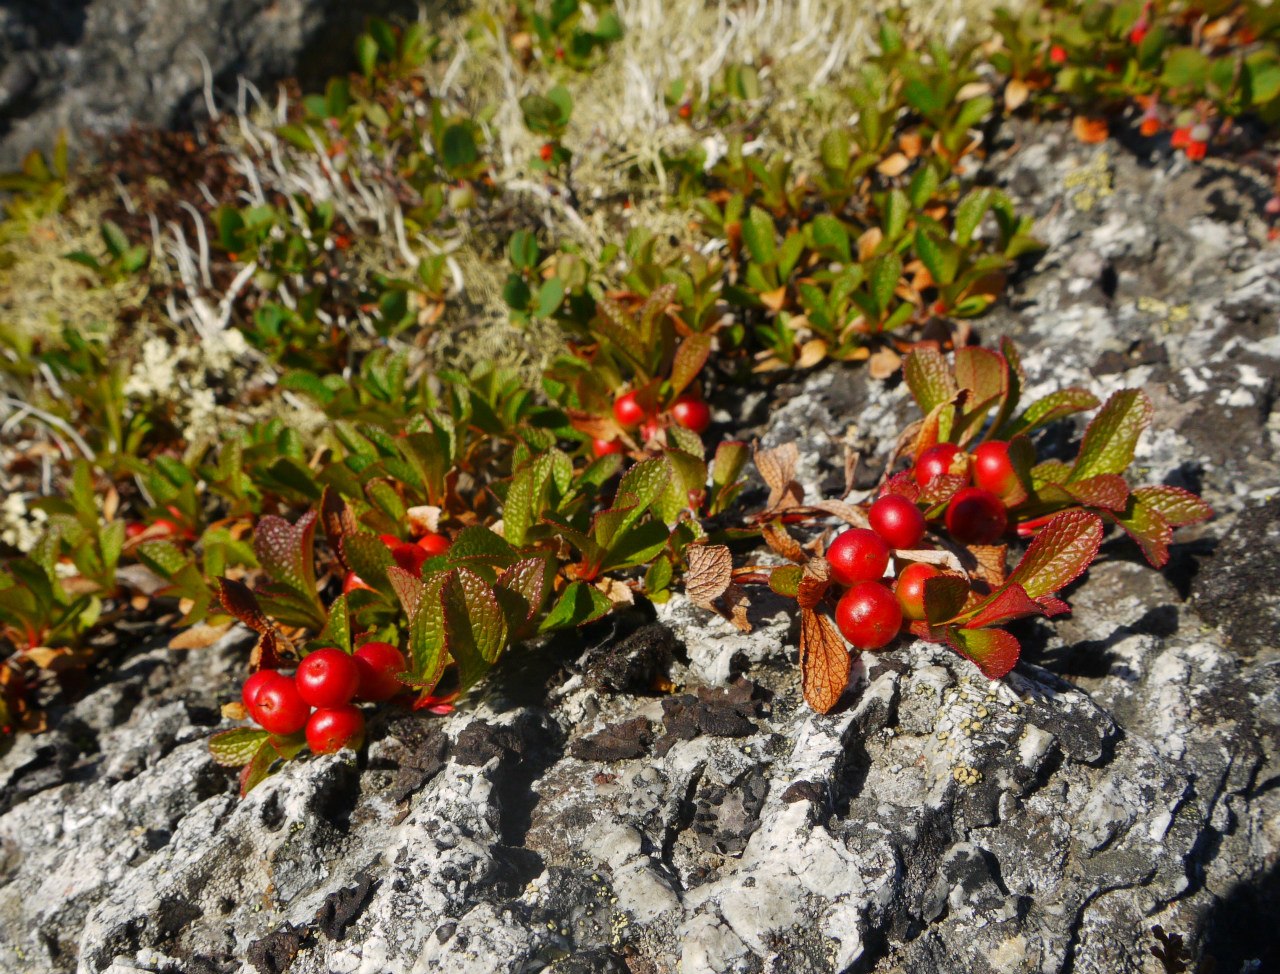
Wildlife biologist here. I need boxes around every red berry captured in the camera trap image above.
[613,392,647,428]
[835,581,903,650]
[241,669,278,711]
[945,488,1008,545]
[894,562,942,622]
[251,674,310,735]
[670,396,711,434]
[295,648,360,709]
[640,419,662,442]
[353,641,406,702]
[972,441,1019,499]
[1049,44,1067,64]
[343,571,374,595]
[1140,116,1160,137]
[540,143,554,162]
[390,542,428,576]
[914,443,963,487]
[379,533,401,548]
[826,528,891,587]
[868,495,927,550]
[1185,141,1207,161]
[306,705,365,754]
[1171,126,1192,149]
[1129,23,1148,45]
[152,518,182,537]
[416,532,450,557]
[125,521,147,539]
[592,437,624,457]
[677,102,692,119]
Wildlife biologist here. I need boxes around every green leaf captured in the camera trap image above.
[341,532,395,592]
[538,581,612,632]
[494,557,551,633]
[314,593,352,653]
[914,227,960,286]
[923,573,971,625]
[1130,485,1212,528]
[902,346,958,414]
[869,253,901,317]
[447,525,518,570]
[536,277,565,317]
[101,220,130,258]
[1162,46,1210,88]
[508,230,540,271]
[954,188,992,247]
[1001,387,1100,439]
[810,214,851,262]
[210,727,269,767]
[1007,510,1104,600]
[1071,389,1153,481]
[882,189,910,243]
[768,565,803,597]
[602,519,671,572]
[1104,493,1173,568]
[741,206,777,266]
[443,567,509,690]
[356,32,379,78]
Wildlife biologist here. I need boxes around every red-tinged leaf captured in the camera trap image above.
[1063,474,1131,512]
[494,557,551,633]
[671,333,713,397]
[954,347,1008,426]
[320,487,358,569]
[945,625,1021,679]
[341,532,396,592]
[253,511,320,603]
[800,609,851,713]
[209,727,268,767]
[1104,497,1174,568]
[903,345,958,415]
[217,577,271,633]
[911,400,955,461]
[443,567,509,691]
[962,582,1045,629]
[389,568,450,690]
[924,573,972,625]
[238,733,305,797]
[910,620,947,642]
[1071,389,1153,481]
[993,336,1025,432]
[1001,387,1101,438]
[1132,485,1213,527]
[1036,595,1071,617]
[1001,434,1036,507]
[879,471,921,501]
[1007,509,1104,599]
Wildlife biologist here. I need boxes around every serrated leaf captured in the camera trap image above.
[1007,510,1104,600]
[209,727,269,767]
[742,206,777,266]
[1131,486,1212,528]
[390,567,450,690]
[1001,387,1101,439]
[1105,493,1175,568]
[494,557,550,633]
[253,512,321,608]
[341,533,395,593]
[313,594,351,653]
[962,582,1047,630]
[800,609,851,714]
[447,525,518,569]
[1071,390,1153,481]
[903,346,958,415]
[1062,474,1130,512]
[671,334,712,397]
[954,188,993,247]
[216,577,272,633]
[443,568,508,690]
[686,544,733,607]
[944,626,1021,679]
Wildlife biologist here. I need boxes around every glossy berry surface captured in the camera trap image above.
[389,542,428,576]
[124,522,147,539]
[835,581,903,651]
[251,674,310,735]
[914,443,963,487]
[592,437,623,457]
[416,532,450,557]
[868,495,927,550]
[353,641,407,702]
[613,392,646,428]
[945,488,1008,545]
[241,669,278,710]
[670,396,711,433]
[295,648,360,709]
[894,562,942,622]
[972,441,1019,499]
[306,705,365,754]
[826,528,891,586]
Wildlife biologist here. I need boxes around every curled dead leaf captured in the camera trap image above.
[868,346,903,381]
[857,227,884,262]
[810,499,871,528]
[595,577,635,606]
[754,442,803,512]
[760,286,788,313]
[221,701,249,721]
[797,558,832,610]
[762,521,807,564]
[1072,116,1109,144]
[1004,78,1029,111]
[966,544,1009,589]
[796,339,829,369]
[876,152,910,177]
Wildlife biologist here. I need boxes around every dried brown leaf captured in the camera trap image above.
[800,609,851,713]
[686,544,734,606]
[722,583,753,633]
[967,545,1009,589]
[754,442,803,512]
[810,499,871,529]
[868,346,902,381]
[168,622,233,650]
[221,701,249,721]
[797,558,832,610]
[762,521,807,564]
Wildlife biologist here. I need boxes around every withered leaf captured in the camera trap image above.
[810,499,871,529]
[797,558,832,610]
[722,583,753,633]
[169,622,233,650]
[967,544,1009,589]
[762,521,807,564]
[686,544,734,607]
[800,609,851,713]
[754,442,803,512]
[868,346,903,381]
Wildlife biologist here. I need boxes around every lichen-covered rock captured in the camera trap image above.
[0,0,423,171]
[1,122,1278,974]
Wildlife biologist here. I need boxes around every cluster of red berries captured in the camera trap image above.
[344,530,450,594]
[595,391,711,456]
[826,440,1020,650]
[1170,123,1211,161]
[240,642,407,753]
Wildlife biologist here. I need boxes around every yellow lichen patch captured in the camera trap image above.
[1064,151,1115,212]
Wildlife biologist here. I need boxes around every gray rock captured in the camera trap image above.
[1,123,1278,974]
[0,0,426,171]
